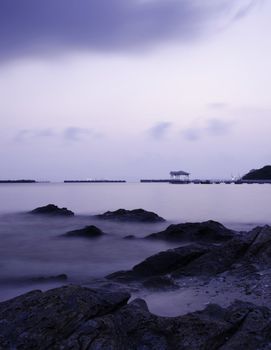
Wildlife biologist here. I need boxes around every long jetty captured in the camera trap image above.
[64,180,126,183]
[140,179,271,184]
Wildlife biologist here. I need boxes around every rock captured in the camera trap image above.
[64,225,104,238]
[107,244,209,282]
[0,285,130,349]
[243,225,271,268]
[109,226,271,285]
[173,225,271,278]
[132,244,209,277]
[30,204,74,216]
[1,285,271,349]
[146,220,235,243]
[242,165,271,180]
[96,208,165,222]
[173,236,251,278]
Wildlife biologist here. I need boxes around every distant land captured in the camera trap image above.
[0,180,36,183]
[242,165,271,180]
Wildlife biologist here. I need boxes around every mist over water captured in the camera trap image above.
[0,183,271,311]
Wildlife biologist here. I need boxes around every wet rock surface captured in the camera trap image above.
[64,225,104,238]
[146,220,235,243]
[30,204,74,216]
[96,208,165,222]
[1,285,271,349]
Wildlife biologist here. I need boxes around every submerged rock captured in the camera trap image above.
[96,208,165,222]
[64,225,104,238]
[1,285,271,349]
[146,220,235,243]
[30,204,74,216]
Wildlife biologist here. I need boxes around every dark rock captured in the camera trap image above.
[0,285,130,349]
[107,244,209,282]
[109,226,271,286]
[64,225,104,238]
[173,225,271,278]
[1,285,271,349]
[133,244,209,277]
[242,165,271,180]
[146,220,235,243]
[30,204,74,216]
[96,208,165,222]
[173,236,251,277]
[243,225,271,268]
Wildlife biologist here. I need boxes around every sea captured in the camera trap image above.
[0,182,270,314]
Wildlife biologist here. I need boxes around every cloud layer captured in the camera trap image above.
[15,127,99,142]
[148,122,172,140]
[0,0,256,60]
[181,118,233,141]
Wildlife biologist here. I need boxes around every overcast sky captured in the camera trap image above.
[0,0,270,180]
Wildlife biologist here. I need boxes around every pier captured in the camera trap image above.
[64,180,126,183]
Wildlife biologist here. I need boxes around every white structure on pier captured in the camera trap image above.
[170,170,190,181]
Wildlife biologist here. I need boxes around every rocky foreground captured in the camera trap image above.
[2,205,271,348]
[1,285,271,350]
[108,225,271,304]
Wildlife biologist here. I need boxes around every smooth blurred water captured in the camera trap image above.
[0,182,270,304]
[0,182,270,225]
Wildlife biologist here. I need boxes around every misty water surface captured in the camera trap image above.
[0,183,270,312]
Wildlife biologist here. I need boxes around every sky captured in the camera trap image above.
[0,0,270,181]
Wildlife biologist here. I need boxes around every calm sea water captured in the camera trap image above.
[0,182,270,310]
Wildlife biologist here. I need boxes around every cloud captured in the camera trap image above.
[14,127,99,142]
[63,127,99,141]
[15,128,55,141]
[206,118,233,136]
[148,122,172,140]
[181,118,233,141]
[0,0,258,60]
[181,127,202,141]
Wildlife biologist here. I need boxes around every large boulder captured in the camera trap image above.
[1,285,271,349]
[30,204,74,216]
[96,208,165,222]
[64,225,104,238]
[107,244,209,282]
[109,226,271,285]
[173,225,271,278]
[242,225,271,267]
[146,220,235,243]
[172,236,251,277]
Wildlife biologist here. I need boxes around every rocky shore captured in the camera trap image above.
[1,285,271,349]
[1,204,271,349]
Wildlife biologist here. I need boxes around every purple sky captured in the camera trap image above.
[0,0,270,180]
